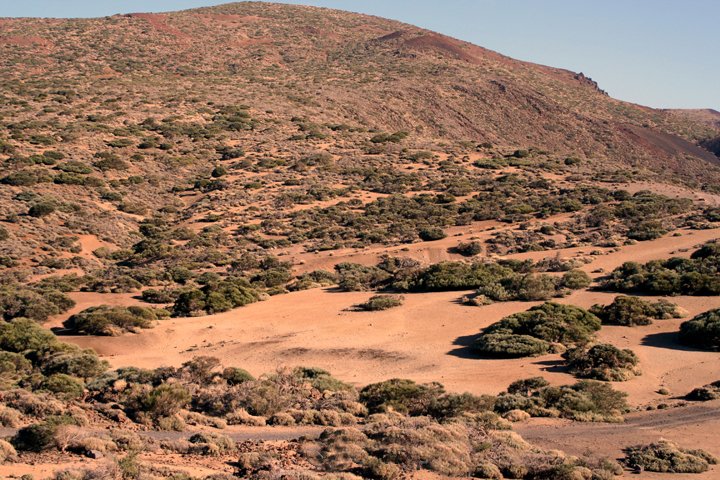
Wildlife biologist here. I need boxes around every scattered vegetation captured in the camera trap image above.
[623,441,718,473]
[601,242,720,295]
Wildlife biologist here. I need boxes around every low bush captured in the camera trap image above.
[359,378,493,420]
[133,383,191,420]
[0,283,76,322]
[40,374,85,399]
[474,333,550,358]
[686,380,720,401]
[418,227,447,241]
[304,413,615,479]
[335,262,391,291]
[623,440,718,473]
[474,303,601,357]
[559,269,592,289]
[679,308,720,350]
[172,277,262,317]
[64,305,166,336]
[359,379,445,416]
[28,201,56,217]
[356,295,404,311]
[601,242,720,295]
[140,288,178,304]
[12,415,79,452]
[495,378,628,422]
[222,367,254,385]
[287,270,337,291]
[590,296,682,326]
[564,343,640,381]
[453,241,483,257]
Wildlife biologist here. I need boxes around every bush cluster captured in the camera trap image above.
[0,317,107,397]
[300,414,619,479]
[564,343,640,381]
[64,305,167,336]
[172,276,262,316]
[336,258,590,304]
[356,295,404,311]
[679,308,720,350]
[474,303,601,357]
[623,441,717,473]
[590,295,682,326]
[0,280,76,322]
[686,380,720,401]
[495,377,628,422]
[601,242,720,295]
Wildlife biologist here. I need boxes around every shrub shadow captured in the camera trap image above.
[533,358,567,373]
[447,332,485,359]
[640,331,704,351]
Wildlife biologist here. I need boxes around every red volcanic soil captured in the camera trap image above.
[0,35,53,48]
[126,13,191,41]
[623,124,720,165]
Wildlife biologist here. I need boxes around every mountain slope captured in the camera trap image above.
[1,1,718,179]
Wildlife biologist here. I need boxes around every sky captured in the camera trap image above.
[1,1,718,110]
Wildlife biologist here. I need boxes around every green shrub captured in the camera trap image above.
[453,241,483,257]
[623,441,717,473]
[57,161,92,174]
[590,295,682,326]
[370,131,408,143]
[560,270,592,289]
[564,344,639,381]
[292,367,352,392]
[504,273,559,301]
[476,302,601,357]
[222,367,254,385]
[357,295,404,311]
[40,374,85,399]
[140,289,177,304]
[13,415,78,452]
[627,220,667,241]
[172,277,261,317]
[288,270,337,291]
[507,377,549,396]
[1,169,51,186]
[136,383,191,419]
[474,334,550,358]
[496,378,628,421]
[0,318,56,352]
[42,351,108,380]
[601,243,720,295]
[686,380,720,401]
[335,263,390,291]
[679,308,720,350]
[28,202,56,217]
[360,379,444,415]
[64,305,163,335]
[0,352,32,387]
[418,227,446,241]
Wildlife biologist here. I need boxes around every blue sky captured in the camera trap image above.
[2,1,718,110]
